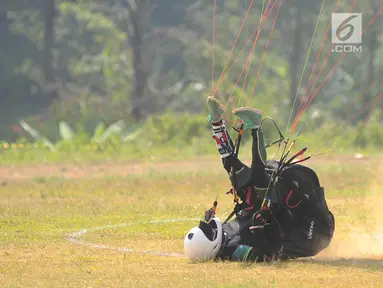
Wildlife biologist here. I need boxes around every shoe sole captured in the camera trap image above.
[232,107,263,115]
[207,96,227,112]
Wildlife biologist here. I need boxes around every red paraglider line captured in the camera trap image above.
[292,52,345,131]
[241,32,258,96]
[350,91,383,122]
[307,4,382,110]
[302,86,383,159]
[337,70,383,120]
[363,92,383,123]
[290,0,381,132]
[212,0,217,91]
[212,0,278,97]
[231,29,262,108]
[249,0,283,104]
[212,0,255,97]
[362,4,383,35]
[241,0,272,103]
[303,72,382,156]
[294,0,340,123]
[293,0,357,127]
[229,0,277,108]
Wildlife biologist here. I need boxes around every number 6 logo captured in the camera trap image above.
[332,13,362,44]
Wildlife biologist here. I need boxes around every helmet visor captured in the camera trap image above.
[198,220,218,241]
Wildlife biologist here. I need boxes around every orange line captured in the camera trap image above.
[241,0,272,102]
[295,0,340,123]
[228,0,276,108]
[337,70,383,120]
[291,0,359,132]
[293,4,383,130]
[363,91,383,123]
[361,4,383,35]
[212,0,255,97]
[350,91,383,122]
[299,0,357,115]
[249,0,283,103]
[212,0,278,97]
[212,0,216,91]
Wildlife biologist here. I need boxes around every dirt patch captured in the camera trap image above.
[0,155,376,181]
[0,159,221,181]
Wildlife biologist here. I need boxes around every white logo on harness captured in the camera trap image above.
[307,221,315,240]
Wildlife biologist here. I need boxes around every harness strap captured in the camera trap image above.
[244,186,254,211]
[285,189,302,209]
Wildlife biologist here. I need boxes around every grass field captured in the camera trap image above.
[0,155,382,287]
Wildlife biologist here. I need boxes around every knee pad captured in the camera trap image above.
[231,245,254,262]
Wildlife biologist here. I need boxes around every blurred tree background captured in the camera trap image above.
[0,0,382,153]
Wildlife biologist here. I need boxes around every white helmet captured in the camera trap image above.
[184,217,223,262]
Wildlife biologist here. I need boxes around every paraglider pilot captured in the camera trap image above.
[184,97,335,262]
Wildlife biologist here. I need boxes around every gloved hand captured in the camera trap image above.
[249,197,272,233]
[203,199,218,222]
[254,208,272,222]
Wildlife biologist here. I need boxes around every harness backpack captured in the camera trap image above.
[265,160,335,258]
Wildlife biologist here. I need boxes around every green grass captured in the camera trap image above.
[0,141,217,165]
[0,128,382,166]
[0,157,382,287]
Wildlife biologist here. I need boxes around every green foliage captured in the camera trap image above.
[19,120,57,152]
[143,112,211,144]
[352,110,383,149]
[2,110,383,165]
[55,131,91,151]
[1,162,383,287]
[1,0,383,151]
[59,1,131,102]
[92,122,106,140]
[59,121,75,140]
[94,120,126,144]
[18,119,130,153]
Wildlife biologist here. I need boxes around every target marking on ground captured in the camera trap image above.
[65,218,383,258]
[65,218,199,257]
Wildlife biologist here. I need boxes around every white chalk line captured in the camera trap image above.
[65,218,383,258]
[65,218,200,257]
